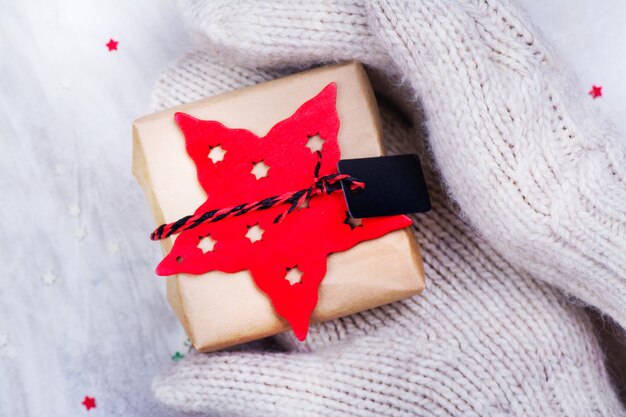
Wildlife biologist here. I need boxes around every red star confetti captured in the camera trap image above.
[589,85,602,99]
[154,83,411,340]
[106,39,118,51]
[82,396,96,411]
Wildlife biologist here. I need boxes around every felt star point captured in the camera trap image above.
[106,39,118,51]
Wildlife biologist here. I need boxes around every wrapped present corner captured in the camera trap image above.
[132,62,425,352]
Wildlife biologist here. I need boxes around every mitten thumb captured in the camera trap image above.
[176,0,392,70]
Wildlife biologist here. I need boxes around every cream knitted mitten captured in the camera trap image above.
[150,56,624,416]
[175,0,626,330]
[150,0,626,415]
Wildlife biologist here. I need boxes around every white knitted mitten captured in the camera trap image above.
[150,55,624,416]
[150,0,626,415]
[176,0,626,329]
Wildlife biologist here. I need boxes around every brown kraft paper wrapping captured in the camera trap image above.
[132,62,425,352]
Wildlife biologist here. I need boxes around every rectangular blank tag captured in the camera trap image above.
[337,154,431,218]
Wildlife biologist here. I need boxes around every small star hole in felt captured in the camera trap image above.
[156,82,412,340]
[245,224,264,243]
[343,212,363,230]
[284,266,303,285]
[305,134,325,152]
[197,235,217,253]
[208,145,226,163]
[251,160,270,179]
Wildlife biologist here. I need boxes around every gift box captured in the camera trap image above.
[132,62,425,352]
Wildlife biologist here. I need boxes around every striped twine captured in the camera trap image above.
[151,151,364,240]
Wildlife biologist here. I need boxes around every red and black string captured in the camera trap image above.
[151,151,364,241]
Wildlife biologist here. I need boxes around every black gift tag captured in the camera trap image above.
[337,154,431,218]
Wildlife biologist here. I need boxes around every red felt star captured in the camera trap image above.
[82,396,96,411]
[589,85,602,99]
[156,83,411,340]
[106,39,118,52]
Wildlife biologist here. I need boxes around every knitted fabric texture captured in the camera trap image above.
[151,0,626,416]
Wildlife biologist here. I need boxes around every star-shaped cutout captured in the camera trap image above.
[251,160,270,180]
[82,396,96,411]
[305,134,325,152]
[208,145,226,163]
[284,267,303,285]
[171,351,184,361]
[42,271,56,285]
[298,197,310,210]
[107,241,120,254]
[74,226,87,240]
[245,224,264,243]
[106,39,118,51]
[67,204,81,217]
[589,85,602,99]
[197,235,217,253]
[0,333,8,348]
[343,212,363,230]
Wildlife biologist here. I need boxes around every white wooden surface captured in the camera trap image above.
[0,1,624,416]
